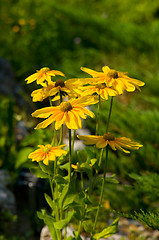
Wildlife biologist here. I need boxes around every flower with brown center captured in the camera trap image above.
[77,133,143,153]
[25,67,65,86]
[28,144,67,165]
[80,82,118,100]
[81,66,145,95]
[30,78,82,102]
[32,96,98,130]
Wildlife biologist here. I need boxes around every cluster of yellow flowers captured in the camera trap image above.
[26,66,144,165]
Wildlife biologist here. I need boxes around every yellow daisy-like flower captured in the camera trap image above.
[28,144,67,165]
[80,83,118,100]
[31,78,82,102]
[77,133,143,153]
[31,84,55,102]
[32,96,98,130]
[81,66,145,95]
[25,67,65,86]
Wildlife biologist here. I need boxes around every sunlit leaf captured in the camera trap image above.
[93,218,119,239]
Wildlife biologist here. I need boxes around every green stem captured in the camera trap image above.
[48,165,54,203]
[106,97,113,133]
[68,129,72,183]
[71,130,76,154]
[49,96,57,146]
[81,171,84,192]
[98,148,104,168]
[92,146,109,236]
[96,95,101,135]
[59,91,63,145]
[77,220,82,238]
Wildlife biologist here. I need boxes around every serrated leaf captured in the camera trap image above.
[54,211,75,230]
[37,210,57,240]
[30,166,48,178]
[93,218,119,239]
[15,147,33,168]
[44,193,54,210]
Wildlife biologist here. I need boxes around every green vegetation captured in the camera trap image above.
[0,0,159,238]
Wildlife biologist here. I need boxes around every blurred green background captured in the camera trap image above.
[0,0,159,239]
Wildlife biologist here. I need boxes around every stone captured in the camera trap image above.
[0,170,16,214]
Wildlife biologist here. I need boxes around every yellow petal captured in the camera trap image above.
[25,73,38,83]
[35,115,55,129]
[32,107,56,118]
[96,138,107,148]
[81,67,104,77]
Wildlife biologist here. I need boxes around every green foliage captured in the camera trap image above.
[134,210,159,230]
[129,172,159,202]
[37,209,57,240]
[93,218,119,239]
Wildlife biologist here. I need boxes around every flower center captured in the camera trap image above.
[55,79,65,88]
[103,133,115,141]
[96,83,106,89]
[43,146,51,153]
[107,70,118,79]
[39,67,50,73]
[60,102,73,112]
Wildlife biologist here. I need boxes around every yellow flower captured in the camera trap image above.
[77,133,143,153]
[80,83,118,100]
[31,79,82,102]
[71,162,81,170]
[32,96,98,130]
[28,144,67,165]
[31,84,55,102]
[25,67,65,86]
[81,66,145,94]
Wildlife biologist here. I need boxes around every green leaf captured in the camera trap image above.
[90,158,97,166]
[39,162,49,173]
[30,166,48,178]
[44,193,54,210]
[63,194,77,210]
[86,206,98,213]
[54,211,75,230]
[37,210,57,240]
[83,221,93,233]
[106,178,119,184]
[59,183,69,209]
[93,218,119,239]
[66,237,75,240]
[54,174,67,184]
[73,232,83,240]
[15,147,33,168]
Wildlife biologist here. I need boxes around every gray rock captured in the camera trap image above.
[0,183,16,214]
[0,170,16,214]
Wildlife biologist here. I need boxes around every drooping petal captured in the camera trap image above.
[77,135,103,145]
[25,73,39,83]
[96,138,107,148]
[114,143,130,153]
